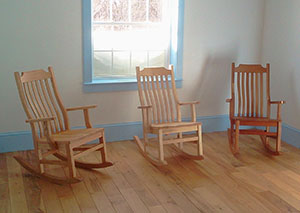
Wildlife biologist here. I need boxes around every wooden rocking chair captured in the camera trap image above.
[134,66,204,166]
[226,63,285,155]
[14,67,113,184]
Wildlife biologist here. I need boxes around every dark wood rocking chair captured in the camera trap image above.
[226,63,285,155]
[134,66,204,166]
[14,67,113,184]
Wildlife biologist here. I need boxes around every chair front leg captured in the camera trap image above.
[177,133,183,149]
[99,132,107,163]
[65,144,76,178]
[276,121,282,153]
[197,124,203,156]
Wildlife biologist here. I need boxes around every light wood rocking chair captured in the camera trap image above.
[226,63,285,155]
[14,67,113,184]
[134,66,204,166]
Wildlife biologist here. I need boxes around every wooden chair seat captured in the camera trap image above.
[134,66,204,166]
[14,67,112,184]
[39,128,104,144]
[231,117,279,126]
[150,122,201,134]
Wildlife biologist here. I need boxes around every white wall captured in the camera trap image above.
[262,0,300,129]
[0,0,265,133]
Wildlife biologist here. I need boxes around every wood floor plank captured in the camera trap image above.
[0,183,11,213]
[6,152,28,213]
[77,156,116,213]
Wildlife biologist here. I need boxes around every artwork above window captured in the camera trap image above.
[82,0,184,92]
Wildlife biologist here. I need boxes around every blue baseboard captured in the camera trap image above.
[0,115,299,153]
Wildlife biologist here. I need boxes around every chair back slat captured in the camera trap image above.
[23,82,44,137]
[44,79,64,131]
[250,73,254,117]
[255,72,259,116]
[39,79,60,133]
[246,73,250,117]
[15,67,69,138]
[165,75,175,122]
[237,72,241,116]
[260,72,264,117]
[231,63,270,118]
[150,75,161,123]
[241,72,245,116]
[160,76,170,122]
[136,66,178,124]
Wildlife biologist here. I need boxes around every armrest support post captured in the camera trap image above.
[269,100,285,120]
[66,105,97,128]
[138,105,152,128]
[178,101,199,122]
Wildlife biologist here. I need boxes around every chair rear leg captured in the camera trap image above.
[235,120,240,153]
[265,126,270,145]
[65,144,76,178]
[276,122,282,153]
[158,130,164,163]
[197,124,203,156]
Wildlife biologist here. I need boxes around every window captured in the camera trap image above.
[82,0,184,92]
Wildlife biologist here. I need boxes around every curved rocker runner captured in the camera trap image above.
[133,66,204,166]
[14,67,113,184]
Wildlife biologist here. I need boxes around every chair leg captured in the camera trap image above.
[158,129,164,163]
[197,124,203,156]
[65,144,76,178]
[235,120,240,153]
[177,133,183,149]
[36,147,44,174]
[276,122,282,153]
[143,131,149,153]
[99,133,107,163]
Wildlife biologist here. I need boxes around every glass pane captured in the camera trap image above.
[113,51,130,76]
[112,0,128,22]
[149,0,162,22]
[93,0,110,21]
[149,51,165,67]
[131,51,147,73]
[131,0,146,22]
[94,52,112,77]
[93,25,113,50]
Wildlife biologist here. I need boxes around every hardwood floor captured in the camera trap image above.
[1,131,300,213]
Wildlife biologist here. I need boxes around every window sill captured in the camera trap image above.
[83,78,183,93]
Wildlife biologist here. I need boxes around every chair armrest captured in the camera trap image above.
[269,101,285,105]
[226,98,232,103]
[66,105,97,128]
[178,101,200,105]
[66,105,97,111]
[26,117,55,123]
[137,105,152,109]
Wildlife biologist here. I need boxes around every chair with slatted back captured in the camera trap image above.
[226,63,285,155]
[14,67,113,184]
[133,66,204,166]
